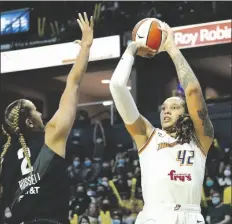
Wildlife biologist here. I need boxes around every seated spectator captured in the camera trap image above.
[69,184,91,219]
[111,210,124,224]
[82,157,99,183]
[203,176,221,203]
[99,161,113,179]
[95,185,108,206]
[206,191,232,224]
[67,156,83,185]
[98,197,112,224]
[218,165,232,188]
[85,202,99,224]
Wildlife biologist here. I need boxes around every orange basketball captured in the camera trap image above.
[132,18,164,53]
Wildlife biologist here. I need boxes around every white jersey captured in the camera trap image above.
[139,128,206,208]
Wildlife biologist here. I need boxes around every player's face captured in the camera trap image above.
[160,97,185,130]
[26,100,44,131]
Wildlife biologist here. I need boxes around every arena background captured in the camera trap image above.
[1,1,231,224]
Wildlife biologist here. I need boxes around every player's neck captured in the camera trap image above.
[166,131,177,138]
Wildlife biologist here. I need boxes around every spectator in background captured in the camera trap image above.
[218,165,232,189]
[111,210,124,224]
[86,184,97,203]
[69,184,91,220]
[95,185,108,206]
[206,191,232,224]
[100,161,113,179]
[82,157,98,183]
[85,202,99,224]
[67,156,83,185]
[204,176,221,198]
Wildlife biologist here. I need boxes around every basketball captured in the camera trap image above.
[132,18,165,53]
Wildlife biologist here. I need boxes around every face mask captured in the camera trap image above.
[118,159,125,165]
[73,161,80,167]
[87,190,96,197]
[112,220,121,224]
[212,197,220,205]
[224,170,231,177]
[206,180,214,187]
[102,181,109,187]
[84,161,92,167]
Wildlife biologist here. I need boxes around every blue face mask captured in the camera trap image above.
[73,161,80,167]
[118,159,125,165]
[84,160,92,167]
[112,220,121,224]
[206,180,214,187]
[212,197,220,205]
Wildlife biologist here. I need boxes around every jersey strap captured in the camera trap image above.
[138,128,156,155]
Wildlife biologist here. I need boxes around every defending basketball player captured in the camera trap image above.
[110,22,214,224]
[0,13,93,224]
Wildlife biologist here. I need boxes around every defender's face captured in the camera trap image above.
[160,97,185,130]
[26,100,44,131]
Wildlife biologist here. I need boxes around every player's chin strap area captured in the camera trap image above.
[11,145,55,212]
[21,219,65,224]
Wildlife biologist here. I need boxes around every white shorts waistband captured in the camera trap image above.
[143,203,201,213]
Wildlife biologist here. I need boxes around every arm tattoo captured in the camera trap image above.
[197,104,214,138]
[171,52,199,91]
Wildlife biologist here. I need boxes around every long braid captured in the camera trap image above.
[0,125,12,176]
[9,101,33,175]
[12,101,33,175]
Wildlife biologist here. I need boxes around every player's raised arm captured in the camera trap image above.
[161,23,214,153]
[45,13,94,157]
[110,42,156,151]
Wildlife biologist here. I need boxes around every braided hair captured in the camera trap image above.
[0,100,33,176]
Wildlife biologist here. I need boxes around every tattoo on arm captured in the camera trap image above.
[197,104,214,138]
[171,52,199,91]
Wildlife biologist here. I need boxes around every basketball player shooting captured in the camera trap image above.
[110,22,214,224]
[0,13,93,224]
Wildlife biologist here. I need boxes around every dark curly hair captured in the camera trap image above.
[174,97,199,145]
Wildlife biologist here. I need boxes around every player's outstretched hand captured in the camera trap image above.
[74,12,94,48]
[159,22,177,52]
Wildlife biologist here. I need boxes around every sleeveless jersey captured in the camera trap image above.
[138,128,206,208]
[1,134,69,224]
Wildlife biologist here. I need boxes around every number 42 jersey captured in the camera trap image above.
[138,128,206,207]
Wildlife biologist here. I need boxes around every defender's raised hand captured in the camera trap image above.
[75,12,94,47]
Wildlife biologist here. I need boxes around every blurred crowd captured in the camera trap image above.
[65,135,232,224]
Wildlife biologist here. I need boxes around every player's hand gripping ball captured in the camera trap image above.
[132,18,167,57]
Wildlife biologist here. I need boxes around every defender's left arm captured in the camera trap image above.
[168,46,214,152]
